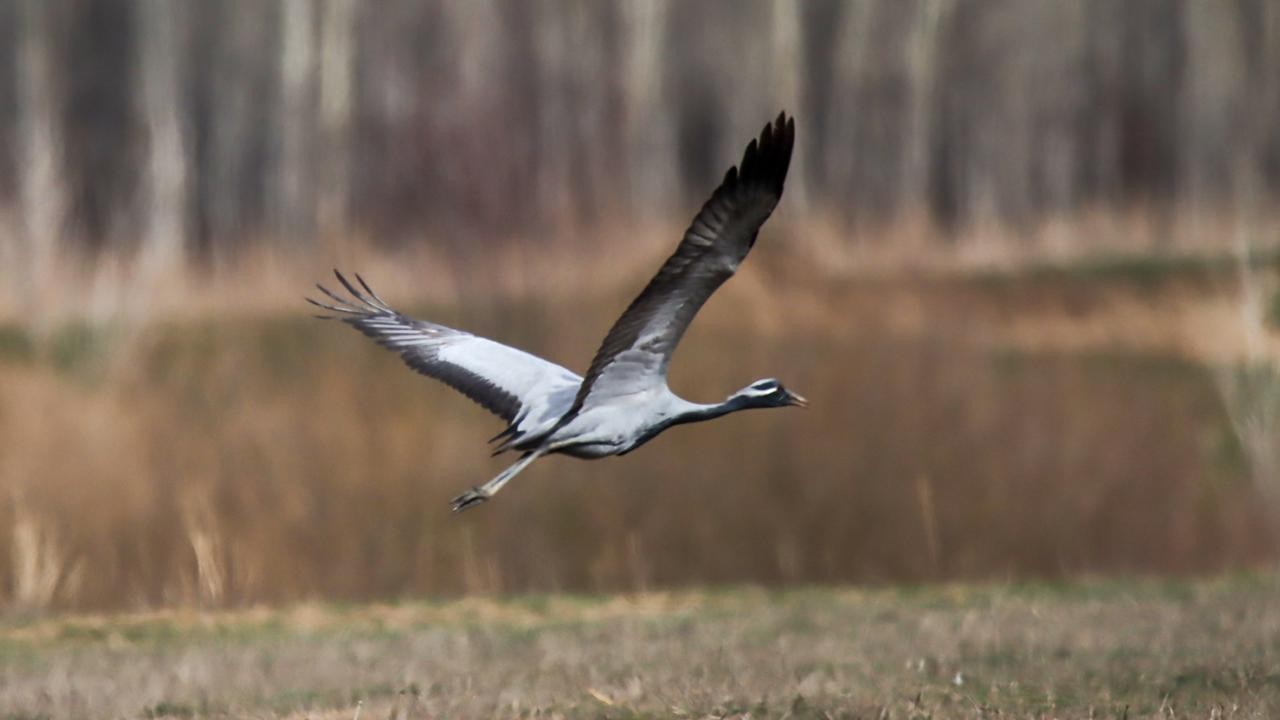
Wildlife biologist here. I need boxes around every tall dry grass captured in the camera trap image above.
[1215,188,1280,547]
[0,218,1274,611]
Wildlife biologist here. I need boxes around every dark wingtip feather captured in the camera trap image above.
[333,270,364,302]
[306,294,364,315]
[488,424,519,443]
[735,110,794,194]
[741,138,759,177]
[354,272,393,311]
[334,269,395,314]
[314,283,363,311]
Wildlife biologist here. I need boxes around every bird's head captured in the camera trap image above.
[732,378,808,409]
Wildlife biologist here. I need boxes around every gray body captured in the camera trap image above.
[546,390,716,459]
[310,113,803,511]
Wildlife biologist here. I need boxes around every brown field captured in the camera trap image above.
[1,230,1280,611]
[1,575,1278,718]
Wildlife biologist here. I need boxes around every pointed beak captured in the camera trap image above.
[787,392,809,409]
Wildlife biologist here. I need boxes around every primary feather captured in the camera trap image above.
[308,271,581,439]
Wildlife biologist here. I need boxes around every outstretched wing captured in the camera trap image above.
[567,111,795,414]
[309,271,582,435]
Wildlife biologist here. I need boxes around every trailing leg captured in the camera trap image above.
[450,449,546,512]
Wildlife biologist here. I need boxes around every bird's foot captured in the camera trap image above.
[450,487,491,513]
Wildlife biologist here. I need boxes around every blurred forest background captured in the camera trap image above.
[1,0,1280,612]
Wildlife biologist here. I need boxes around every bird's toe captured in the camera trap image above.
[450,487,490,513]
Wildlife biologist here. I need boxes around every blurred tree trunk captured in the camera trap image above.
[136,0,189,277]
[3,0,1280,267]
[274,0,316,245]
[769,0,806,208]
[14,0,64,315]
[531,1,575,227]
[621,0,673,214]
[449,0,512,236]
[316,0,356,239]
[201,2,275,266]
[904,0,951,214]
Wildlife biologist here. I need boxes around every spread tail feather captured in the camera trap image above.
[450,449,547,512]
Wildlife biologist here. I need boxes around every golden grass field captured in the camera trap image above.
[2,575,1278,718]
[1,223,1279,611]
[0,216,1278,717]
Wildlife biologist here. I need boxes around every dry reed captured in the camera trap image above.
[0,217,1274,611]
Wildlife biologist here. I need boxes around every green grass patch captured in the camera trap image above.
[2,578,1279,718]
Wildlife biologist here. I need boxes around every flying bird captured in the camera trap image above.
[309,112,804,511]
